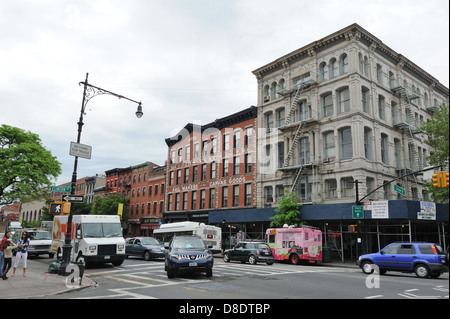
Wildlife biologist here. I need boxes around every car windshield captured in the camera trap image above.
[83,223,122,238]
[173,237,205,249]
[27,231,51,240]
[257,243,271,250]
[141,238,160,245]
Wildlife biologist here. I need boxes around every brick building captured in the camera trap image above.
[164,106,257,224]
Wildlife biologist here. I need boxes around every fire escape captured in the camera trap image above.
[277,78,317,195]
[391,82,421,198]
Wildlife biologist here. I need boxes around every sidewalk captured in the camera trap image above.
[0,266,96,299]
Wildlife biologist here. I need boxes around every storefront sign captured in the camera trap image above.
[371,201,389,219]
[417,201,436,220]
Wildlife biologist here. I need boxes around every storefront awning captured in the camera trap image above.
[209,207,276,224]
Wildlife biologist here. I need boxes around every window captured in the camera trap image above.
[383,181,390,200]
[394,139,401,169]
[322,93,333,117]
[233,185,239,207]
[337,87,350,113]
[185,145,190,161]
[182,192,188,210]
[320,62,328,81]
[223,134,230,151]
[233,156,240,175]
[245,183,252,206]
[200,189,206,209]
[340,54,348,75]
[339,127,352,160]
[271,82,277,99]
[391,101,398,124]
[222,158,229,177]
[278,142,284,168]
[233,131,240,149]
[341,177,354,197]
[210,161,216,179]
[191,191,197,210]
[193,143,199,159]
[176,169,181,185]
[378,95,385,120]
[211,137,217,155]
[276,108,285,127]
[192,165,198,182]
[381,134,388,164]
[330,58,338,78]
[264,186,273,203]
[201,164,207,181]
[265,112,274,132]
[202,140,208,157]
[167,194,173,211]
[389,72,395,89]
[222,187,228,207]
[175,193,180,211]
[325,179,337,198]
[376,64,382,84]
[298,100,309,121]
[177,148,182,163]
[244,153,252,173]
[209,188,215,208]
[299,137,309,165]
[323,131,335,160]
[364,128,372,160]
[362,87,369,113]
[184,167,189,184]
[244,127,252,146]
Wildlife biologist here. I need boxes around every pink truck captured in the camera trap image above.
[266,226,322,264]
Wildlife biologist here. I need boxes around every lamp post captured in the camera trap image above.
[58,73,143,275]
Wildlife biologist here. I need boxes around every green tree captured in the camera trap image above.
[270,190,304,227]
[419,103,449,203]
[0,125,61,205]
[92,194,129,221]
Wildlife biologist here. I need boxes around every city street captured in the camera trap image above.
[27,256,449,300]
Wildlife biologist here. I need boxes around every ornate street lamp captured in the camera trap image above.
[59,73,143,275]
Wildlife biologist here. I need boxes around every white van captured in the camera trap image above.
[52,215,126,266]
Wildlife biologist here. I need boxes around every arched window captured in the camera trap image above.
[330,58,338,78]
[271,82,277,99]
[320,62,328,81]
[340,54,348,75]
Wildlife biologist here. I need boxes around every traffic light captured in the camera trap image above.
[49,202,63,215]
[432,172,441,187]
[441,171,449,188]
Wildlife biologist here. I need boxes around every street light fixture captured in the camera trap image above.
[59,73,143,275]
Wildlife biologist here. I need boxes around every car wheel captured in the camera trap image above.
[248,255,257,265]
[143,251,151,261]
[266,261,274,265]
[223,253,230,262]
[290,254,300,265]
[361,261,374,274]
[167,267,175,279]
[414,264,430,278]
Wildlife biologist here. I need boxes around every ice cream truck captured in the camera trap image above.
[266,226,322,264]
[52,215,126,266]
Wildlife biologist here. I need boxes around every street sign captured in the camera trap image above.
[394,184,405,196]
[62,195,84,203]
[69,141,92,159]
[352,205,364,219]
[51,185,71,193]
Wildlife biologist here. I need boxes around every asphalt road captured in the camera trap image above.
[30,256,448,300]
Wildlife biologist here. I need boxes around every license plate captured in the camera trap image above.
[189,262,197,267]
[104,256,110,260]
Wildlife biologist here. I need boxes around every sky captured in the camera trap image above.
[1,0,449,187]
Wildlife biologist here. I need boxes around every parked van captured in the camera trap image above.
[12,228,54,258]
[266,226,322,264]
[52,215,125,266]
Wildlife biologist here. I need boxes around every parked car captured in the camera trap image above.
[125,237,164,261]
[223,241,274,265]
[13,229,54,258]
[356,242,448,278]
[164,235,213,278]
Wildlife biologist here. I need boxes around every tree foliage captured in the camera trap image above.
[0,125,61,205]
[92,194,129,222]
[270,190,304,227]
[419,103,449,203]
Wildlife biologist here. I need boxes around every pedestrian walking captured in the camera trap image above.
[0,231,12,278]
[12,231,30,277]
[2,239,17,279]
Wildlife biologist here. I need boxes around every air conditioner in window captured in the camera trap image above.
[263,95,270,102]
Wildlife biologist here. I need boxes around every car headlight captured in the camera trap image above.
[118,245,124,250]
[89,246,97,250]
[170,254,182,260]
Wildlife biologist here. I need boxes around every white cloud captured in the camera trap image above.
[0,0,448,185]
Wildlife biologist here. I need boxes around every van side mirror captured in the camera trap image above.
[164,243,170,249]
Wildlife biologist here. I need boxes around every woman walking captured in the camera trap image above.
[0,231,11,277]
[12,231,30,277]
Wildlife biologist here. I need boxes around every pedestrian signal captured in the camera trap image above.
[432,173,441,188]
[49,202,69,215]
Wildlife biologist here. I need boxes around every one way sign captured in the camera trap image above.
[62,195,84,203]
